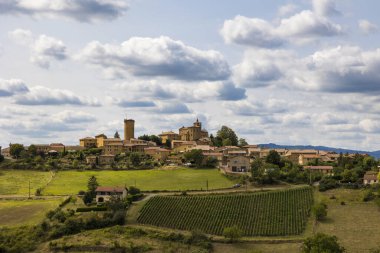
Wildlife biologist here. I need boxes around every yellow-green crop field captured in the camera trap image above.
[43,168,233,195]
[0,170,53,195]
[0,168,234,196]
[0,198,63,227]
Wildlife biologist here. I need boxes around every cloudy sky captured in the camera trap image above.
[1,0,380,151]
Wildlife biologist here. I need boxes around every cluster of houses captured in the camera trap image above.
[1,116,379,186]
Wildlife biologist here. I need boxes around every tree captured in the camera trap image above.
[114,131,120,138]
[223,226,243,242]
[238,138,248,147]
[266,150,281,166]
[87,176,99,197]
[251,158,265,181]
[0,154,4,163]
[313,202,327,221]
[28,144,37,157]
[204,156,218,168]
[9,144,25,159]
[128,186,141,195]
[138,134,162,145]
[222,138,232,146]
[216,126,238,146]
[129,152,142,167]
[82,191,93,205]
[184,149,204,168]
[302,233,345,253]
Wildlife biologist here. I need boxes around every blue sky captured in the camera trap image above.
[1,0,380,151]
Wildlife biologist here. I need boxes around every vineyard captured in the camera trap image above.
[137,187,313,236]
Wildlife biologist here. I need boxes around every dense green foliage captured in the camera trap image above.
[302,233,345,253]
[138,187,313,236]
[9,144,25,159]
[313,202,328,221]
[223,225,243,242]
[183,149,204,168]
[138,134,162,146]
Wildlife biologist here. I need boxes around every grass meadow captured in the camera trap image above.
[43,168,234,195]
[0,170,53,195]
[0,198,63,227]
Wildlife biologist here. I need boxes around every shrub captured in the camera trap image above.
[223,226,243,242]
[363,190,375,202]
[313,202,327,221]
[319,177,339,192]
[35,188,42,196]
[302,233,345,253]
[128,186,141,195]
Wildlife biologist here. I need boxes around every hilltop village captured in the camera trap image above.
[0,116,378,185]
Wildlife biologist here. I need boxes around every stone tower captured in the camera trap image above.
[124,116,135,142]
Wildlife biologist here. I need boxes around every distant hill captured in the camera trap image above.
[258,143,380,158]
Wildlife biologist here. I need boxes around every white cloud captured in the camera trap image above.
[233,49,293,87]
[78,36,230,81]
[277,3,299,17]
[295,46,380,93]
[312,0,340,17]
[220,15,284,48]
[277,10,343,38]
[0,79,29,96]
[223,99,288,116]
[155,102,191,114]
[52,110,97,123]
[358,19,378,34]
[9,29,68,69]
[31,35,67,68]
[13,86,101,106]
[0,0,129,22]
[114,79,245,102]
[359,119,380,133]
[221,11,343,48]
[8,29,33,45]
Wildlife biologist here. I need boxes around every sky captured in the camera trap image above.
[1,0,380,151]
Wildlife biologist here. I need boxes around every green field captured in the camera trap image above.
[138,187,313,236]
[315,189,380,252]
[0,170,53,195]
[43,168,233,195]
[0,198,63,227]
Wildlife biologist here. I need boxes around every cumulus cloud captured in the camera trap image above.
[312,0,340,17]
[13,86,101,106]
[0,79,29,96]
[52,110,97,123]
[277,3,299,17]
[111,97,156,108]
[220,16,285,48]
[224,99,288,116]
[9,29,67,69]
[277,10,343,38]
[359,119,380,133]
[358,19,378,34]
[31,35,67,68]
[114,80,245,102]
[155,102,191,114]
[8,28,33,45]
[295,46,380,93]
[221,7,343,48]
[233,49,293,87]
[0,0,128,22]
[78,36,230,81]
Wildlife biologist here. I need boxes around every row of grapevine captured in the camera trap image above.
[137,187,313,236]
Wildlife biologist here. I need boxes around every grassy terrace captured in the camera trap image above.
[0,198,63,227]
[0,170,53,195]
[42,168,234,195]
